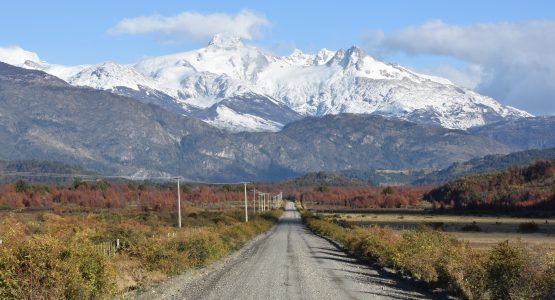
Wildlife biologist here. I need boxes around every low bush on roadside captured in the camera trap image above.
[485,241,539,299]
[0,207,283,299]
[0,235,116,299]
[301,212,555,300]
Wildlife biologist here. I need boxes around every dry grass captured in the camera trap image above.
[304,211,555,299]
[451,232,555,251]
[332,213,555,233]
[328,212,555,253]
[0,208,283,299]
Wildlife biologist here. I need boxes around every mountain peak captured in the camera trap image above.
[207,33,244,49]
[290,49,304,56]
[345,46,366,58]
[326,46,366,68]
[0,46,42,66]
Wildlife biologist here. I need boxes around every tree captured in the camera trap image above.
[382,186,395,195]
[15,180,30,193]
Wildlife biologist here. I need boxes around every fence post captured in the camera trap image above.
[116,239,120,249]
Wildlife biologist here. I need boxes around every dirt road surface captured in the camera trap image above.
[137,202,432,300]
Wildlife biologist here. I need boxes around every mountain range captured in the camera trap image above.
[0,34,531,133]
[0,36,553,182]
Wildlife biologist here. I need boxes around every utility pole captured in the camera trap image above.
[244,183,248,223]
[253,189,256,214]
[177,177,182,228]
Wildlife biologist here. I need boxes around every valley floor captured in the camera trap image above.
[137,202,431,300]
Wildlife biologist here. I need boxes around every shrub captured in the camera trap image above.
[347,226,399,267]
[0,248,18,299]
[175,230,226,267]
[0,235,115,299]
[456,251,488,300]
[131,238,185,275]
[0,204,282,298]
[14,180,30,193]
[382,186,395,195]
[486,241,537,299]
[461,222,483,232]
[518,222,539,233]
[393,228,461,283]
[423,222,445,231]
[301,213,497,299]
[540,251,555,299]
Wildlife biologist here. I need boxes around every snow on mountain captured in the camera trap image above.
[202,105,284,132]
[193,92,302,132]
[66,62,160,91]
[0,36,532,132]
[0,46,42,66]
[0,46,89,83]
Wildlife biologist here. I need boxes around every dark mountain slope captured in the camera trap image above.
[0,62,218,177]
[415,147,555,185]
[469,116,555,150]
[1,62,550,181]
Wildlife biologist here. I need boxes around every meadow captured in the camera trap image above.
[323,212,555,252]
[0,180,283,299]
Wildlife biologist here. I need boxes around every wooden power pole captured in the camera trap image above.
[244,183,248,222]
[253,189,256,214]
[177,177,182,228]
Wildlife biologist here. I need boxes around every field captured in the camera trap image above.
[323,212,555,251]
[0,180,284,299]
[301,207,555,299]
[0,207,283,299]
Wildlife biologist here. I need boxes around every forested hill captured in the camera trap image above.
[0,160,90,174]
[415,147,555,185]
[425,160,555,211]
[0,160,94,184]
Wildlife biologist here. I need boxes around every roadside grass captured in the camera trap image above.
[0,208,283,299]
[300,209,555,299]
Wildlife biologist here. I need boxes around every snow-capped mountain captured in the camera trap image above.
[0,35,532,132]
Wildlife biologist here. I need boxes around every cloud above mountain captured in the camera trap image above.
[108,9,269,41]
[364,20,555,115]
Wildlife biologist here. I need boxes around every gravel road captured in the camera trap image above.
[137,202,431,300]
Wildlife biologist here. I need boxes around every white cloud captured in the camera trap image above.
[109,9,270,41]
[365,20,555,115]
[420,64,487,90]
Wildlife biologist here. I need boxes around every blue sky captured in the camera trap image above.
[1,0,554,114]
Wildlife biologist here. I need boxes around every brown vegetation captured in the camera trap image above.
[301,209,555,299]
[425,160,555,211]
[0,180,259,211]
[286,186,429,209]
[0,203,283,299]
